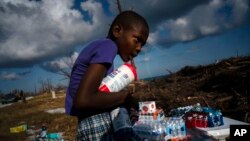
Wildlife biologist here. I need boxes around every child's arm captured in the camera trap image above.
[73,63,135,115]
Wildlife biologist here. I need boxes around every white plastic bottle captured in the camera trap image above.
[99,63,137,92]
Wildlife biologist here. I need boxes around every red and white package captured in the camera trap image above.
[139,101,156,114]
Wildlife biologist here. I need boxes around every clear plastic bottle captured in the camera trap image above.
[165,120,172,140]
[40,126,47,138]
[208,112,215,127]
[176,122,182,139]
[46,132,64,139]
[218,110,224,126]
[179,118,186,138]
[193,103,203,112]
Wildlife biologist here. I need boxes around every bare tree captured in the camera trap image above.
[38,78,53,94]
[116,0,122,13]
[57,68,71,80]
[115,0,134,13]
[54,51,76,80]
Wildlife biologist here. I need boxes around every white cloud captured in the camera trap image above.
[41,52,79,73]
[0,70,31,80]
[0,72,20,80]
[230,0,249,25]
[0,0,110,68]
[148,0,249,45]
[142,56,150,62]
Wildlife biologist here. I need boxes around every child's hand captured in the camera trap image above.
[124,93,139,125]
[124,92,139,112]
[129,107,139,125]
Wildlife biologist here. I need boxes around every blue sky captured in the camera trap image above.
[0,0,250,93]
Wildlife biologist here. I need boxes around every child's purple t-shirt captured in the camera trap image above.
[65,38,118,116]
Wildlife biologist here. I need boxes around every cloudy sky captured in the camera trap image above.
[0,0,250,93]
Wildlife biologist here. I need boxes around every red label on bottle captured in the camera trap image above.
[124,63,137,80]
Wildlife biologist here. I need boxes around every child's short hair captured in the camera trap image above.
[107,10,149,39]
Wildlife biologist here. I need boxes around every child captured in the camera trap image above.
[65,10,149,141]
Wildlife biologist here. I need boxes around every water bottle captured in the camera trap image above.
[218,110,224,126]
[40,126,47,138]
[179,118,186,138]
[165,121,172,140]
[46,132,64,139]
[208,112,215,127]
[176,122,182,139]
[133,121,149,140]
[193,103,203,112]
[171,122,177,139]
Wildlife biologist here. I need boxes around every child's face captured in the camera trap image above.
[115,24,148,62]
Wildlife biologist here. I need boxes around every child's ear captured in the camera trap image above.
[112,24,122,38]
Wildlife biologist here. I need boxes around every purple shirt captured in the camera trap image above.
[65,38,118,116]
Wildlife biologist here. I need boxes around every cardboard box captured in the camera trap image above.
[139,101,156,114]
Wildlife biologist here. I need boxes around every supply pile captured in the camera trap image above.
[132,101,225,141]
